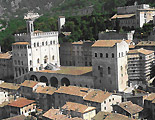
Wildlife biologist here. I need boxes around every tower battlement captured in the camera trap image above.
[15,31,58,37]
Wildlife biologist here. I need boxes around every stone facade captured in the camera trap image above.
[92,40,129,92]
[12,12,60,81]
[111,4,155,28]
[98,31,134,41]
[60,41,94,66]
[0,52,14,81]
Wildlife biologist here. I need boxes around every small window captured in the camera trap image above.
[100,53,103,58]
[106,53,108,58]
[104,107,106,110]
[52,55,55,60]
[34,43,36,47]
[46,41,48,45]
[95,53,97,57]
[98,66,100,70]
[37,42,39,47]
[50,41,52,44]
[30,60,32,65]
[53,41,55,44]
[108,67,111,74]
[104,101,106,104]
[37,58,40,63]
[42,42,44,46]
[112,53,114,58]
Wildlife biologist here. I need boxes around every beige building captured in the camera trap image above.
[60,41,94,66]
[127,48,154,86]
[62,102,96,120]
[113,101,143,119]
[0,52,14,81]
[92,40,129,92]
[111,4,155,28]
[8,97,36,117]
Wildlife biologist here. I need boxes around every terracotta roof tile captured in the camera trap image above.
[13,42,30,45]
[21,80,38,88]
[35,86,56,95]
[0,52,12,59]
[136,41,155,46]
[38,66,92,75]
[92,112,136,120]
[8,98,35,108]
[128,48,154,55]
[43,109,83,120]
[0,82,20,90]
[62,102,96,113]
[111,14,135,19]
[4,115,26,120]
[55,86,91,97]
[92,40,130,47]
[118,101,143,114]
[145,93,155,103]
[84,90,112,103]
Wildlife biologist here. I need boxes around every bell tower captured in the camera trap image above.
[24,12,40,34]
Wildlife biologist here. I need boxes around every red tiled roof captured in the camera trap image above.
[55,86,91,97]
[12,42,29,45]
[62,102,96,113]
[8,98,35,108]
[128,48,154,55]
[92,40,130,47]
[38,66,92,75]
[0,52,12,59]
[118,101,143,114]
[84,90,112,103]
[21,80,38,88]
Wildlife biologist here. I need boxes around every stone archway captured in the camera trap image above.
[40,76,49,86]
[50,77,58,87]
[61,77,70,86]
[30,75,38,81]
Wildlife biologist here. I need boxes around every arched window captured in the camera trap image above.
[95,53,97,57]
[18,60,20,65]
[44,56,48,64]
[34,43,36,47]
[106,53,108,58]
[42,42,44,46]
[46,41,48,45]
[37,58,40,63]
[112,53,114,58]
[108,67,111,74]
[52,55,55,60]
[50,41,52,44]
[30,60,32,65]
[53,41,55,44]
[100,53,103,58]
[37,42,39,47]
[121,66,123,71]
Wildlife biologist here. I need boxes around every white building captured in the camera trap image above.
[92,40,129,92]
[12,12,60,81]
[58,16,65,33]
